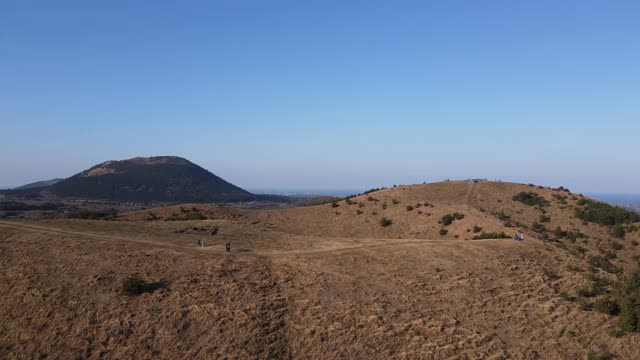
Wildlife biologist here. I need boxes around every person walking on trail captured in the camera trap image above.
[225,242,231,253]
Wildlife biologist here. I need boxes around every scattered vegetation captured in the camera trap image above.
[512,192,550,207]
[539,214,551,223]
[587,255,621,274]
[575,199,640,226]
[615,271,640,332]
[165,208,207,221]
[531,222,546,233]
[441,213,464,226]
[70,209,118,220]
[593,297,620,316]
[472,232,510,240]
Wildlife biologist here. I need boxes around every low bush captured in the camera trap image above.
[532,222,546,233]
[593,297,620,315]
[612,225,626,238]
[588,255,621,274]
[441,213,464,226]
[539,215,551,223]
[575,199,640,226]
[70,209,118,220]
[473,225,482,233]
[512,191,550,207]
[439,229,448,236]
[472,232,510,240]
[380,217,393,227]
[615,271,640,332]
[441,214,454,226]
[406,205,414,211]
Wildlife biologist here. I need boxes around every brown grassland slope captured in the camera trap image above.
[2,181,640,359]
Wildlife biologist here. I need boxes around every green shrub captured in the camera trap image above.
[577,287,596,298]
[472,232,510,240]
[473,225,482,233]
[70,208,118,220]
[379,217,392,227]
[575,199,640,226]
[392,199,399,205]
[406,205,414,211]
[612,225,626,238]
[441,214,454,226]
[439,229,448,236]
[588,255,621,274]
[539,215,551,223]
[593,297,620,315]
[441,213,464,226]
[614,271,640,332]
[512,192,550,207]
[184,209,207,220]
[532,222,546,233]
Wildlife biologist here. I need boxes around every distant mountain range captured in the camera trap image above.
[4,156,256,203]
[14,178,64,190]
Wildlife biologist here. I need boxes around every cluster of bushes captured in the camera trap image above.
[472,232,510,240]
[575,199,640,226]
[531,222,547,233]
[441,213,464,226]
[574,271,640,335]
[70,208,118,220]
[552,226,586,242]
[539,214,551,223]
[587,255,621,274]
[343,187,387,201]
[165,208,207,221]
[512,191,550,207]
[552,193,568,205]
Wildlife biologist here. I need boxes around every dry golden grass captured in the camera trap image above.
[1,181,640,359]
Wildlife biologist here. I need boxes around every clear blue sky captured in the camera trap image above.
[1,1,639,193]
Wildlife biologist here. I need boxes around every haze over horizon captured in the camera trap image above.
[2,1,639,193]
